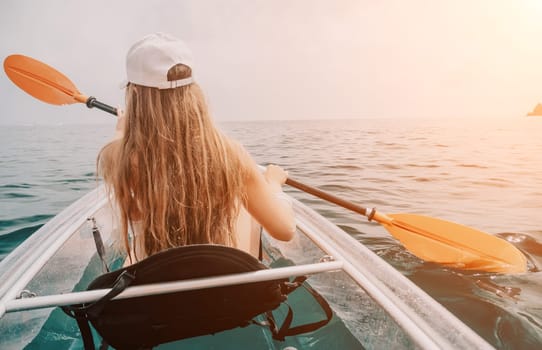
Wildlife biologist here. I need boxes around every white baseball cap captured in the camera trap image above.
[125,32,194,89]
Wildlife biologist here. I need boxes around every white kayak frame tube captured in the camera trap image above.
[1,261,342,314]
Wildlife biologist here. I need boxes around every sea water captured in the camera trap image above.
[1,117,541,349]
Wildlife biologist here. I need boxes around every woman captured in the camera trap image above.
[99,33,296,263]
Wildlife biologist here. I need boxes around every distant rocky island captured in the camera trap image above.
[527,103,542,116]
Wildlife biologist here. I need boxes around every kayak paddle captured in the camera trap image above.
[3,54,117,116]
[3,54,527,274]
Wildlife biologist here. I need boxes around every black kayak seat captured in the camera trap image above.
[62,244,332,350]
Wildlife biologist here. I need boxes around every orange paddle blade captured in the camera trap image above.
[378,213,527,273]
[3,54,86,105]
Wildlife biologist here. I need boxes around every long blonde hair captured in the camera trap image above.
[99,64,247,260]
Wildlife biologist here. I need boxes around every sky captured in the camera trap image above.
[1,0,542,125]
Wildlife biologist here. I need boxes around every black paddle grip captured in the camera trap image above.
[86,97,118,116]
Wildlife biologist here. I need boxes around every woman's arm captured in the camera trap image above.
[242,155,296,242]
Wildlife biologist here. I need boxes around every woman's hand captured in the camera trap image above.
[264,164,288,192]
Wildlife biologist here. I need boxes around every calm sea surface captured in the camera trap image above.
[1,117,542,348]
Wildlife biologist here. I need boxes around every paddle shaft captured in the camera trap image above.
[286,178,370,217]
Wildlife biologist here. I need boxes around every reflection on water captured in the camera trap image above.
[1,117,542,348]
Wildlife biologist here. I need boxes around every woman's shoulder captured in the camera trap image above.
[98,139,122,176]
[223,138,258,179]
[224,138,250,163]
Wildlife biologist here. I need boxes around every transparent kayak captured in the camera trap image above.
[0,186,494,349]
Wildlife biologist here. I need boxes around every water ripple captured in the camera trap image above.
[0,183,34,189]
[0,214,54,231]
[0,192,36,199]
[457,163,489,169]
